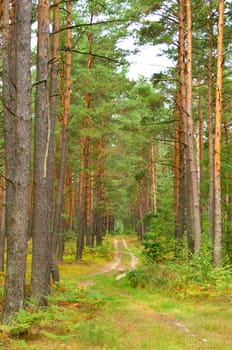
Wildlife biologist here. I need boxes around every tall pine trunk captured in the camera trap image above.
[208,0,215,241]
[3,0,32,323]
[50,0,60,282]
[185,0,201,253]
[2,0,16,258]
[177,0,186,242]
[93,136,104,246]
[0,171,6,271]
[31,0,51,304]
[214,0,224,266]
[53,0,72,264]
[1,0,11,273]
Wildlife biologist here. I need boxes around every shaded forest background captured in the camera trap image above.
[0,0,232,324]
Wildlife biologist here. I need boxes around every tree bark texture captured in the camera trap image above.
[177,0,186,241]
[31,0,51,304]
[1,0,11,273]
[93,136,105,246]
[2,0,16,243]
[3,0,32,323]
[0,172,6,272]
[49,0,60,282]
[214,0,224,267]
[208,0,215,241]
[151,141,157,214]
[185,0,201,253]
[53,0,72,264]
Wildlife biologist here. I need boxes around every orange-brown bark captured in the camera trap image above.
[214,0,224,266]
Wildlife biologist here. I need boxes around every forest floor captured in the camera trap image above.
[1,236,232,349]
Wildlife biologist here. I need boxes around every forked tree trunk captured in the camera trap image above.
[31,0,51,304]
[3,0,32,323]
[214,0,224,266]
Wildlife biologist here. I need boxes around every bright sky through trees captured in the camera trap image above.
[119,37,173,80]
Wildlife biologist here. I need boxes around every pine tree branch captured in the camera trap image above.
[51,18,133,35]
[59,48,122,64]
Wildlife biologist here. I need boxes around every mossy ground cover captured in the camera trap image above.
[0,235,232,349]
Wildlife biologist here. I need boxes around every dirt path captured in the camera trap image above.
[77,237,138,288]
[95,237,138,277]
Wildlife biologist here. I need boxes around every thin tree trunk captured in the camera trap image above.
[214,0,224,266]
[198,92,204,187]
[53,0,72,263]
[76,162,85,259]
[3,0,32,323]
[208,0,215,241]
[185,0,201,253]
[139,200,144,240]
[186,163,194,253]
[3,0,16,243]
[83,18,94,247]
[1,0,11,273]
[86,159,93,246]
[64,164,72,229]
[178,126,185,240]
[49,0,60,282]
[31,0,51,304]
[177,0,186,241]
[224,121,232,230]
[151,141,157,214]
[93,136,104,246]
[0,173,6,272]
[174,92,180,239]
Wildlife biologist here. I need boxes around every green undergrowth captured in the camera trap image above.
[1,235,232,349]
[133,231,232,298]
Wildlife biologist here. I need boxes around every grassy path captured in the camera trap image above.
[3,236,232,349]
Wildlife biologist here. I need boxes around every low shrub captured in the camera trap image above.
[128,233,232,297]
[142,231,175,263]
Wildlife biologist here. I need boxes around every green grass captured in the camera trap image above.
[1,236,232,349]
